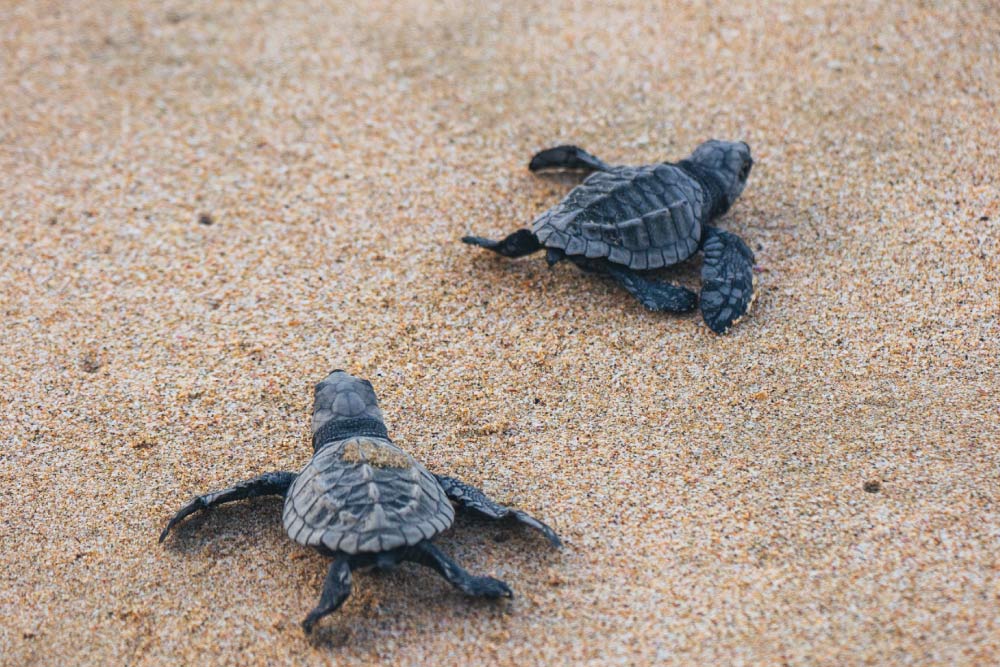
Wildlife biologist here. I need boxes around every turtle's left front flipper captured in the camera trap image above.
[699,228,756,334]
[159,471,297,542]
[435,475,561,547]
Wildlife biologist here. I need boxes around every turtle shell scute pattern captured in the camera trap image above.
[283,436,454,554]
[532,163,705,270]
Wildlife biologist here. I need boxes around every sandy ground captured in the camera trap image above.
[2,1,999,665]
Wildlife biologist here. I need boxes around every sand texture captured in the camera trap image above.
[2,1,999,665]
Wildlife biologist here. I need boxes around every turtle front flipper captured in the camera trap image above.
[403,542,512,599]
[604,264,698,313]
[435,475,561,547]
[159,471,297,542]
[302,557,353,634]
[462,229,543,258]
[699,227,756,334]
[528,145,612,173]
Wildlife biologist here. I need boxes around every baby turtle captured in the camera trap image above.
[160,370,560,634]
[463,140,757,333]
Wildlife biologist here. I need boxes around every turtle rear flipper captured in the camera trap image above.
[604,264,698,313]
[528,145,612,173]
[403,542,512,598]
[462,229,542,258]
[699,228,755,333]
[302,557,353,634]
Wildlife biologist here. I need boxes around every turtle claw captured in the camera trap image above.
[467,576,513,599]
[159,498,207,542]
[511,510,562,549]
[301,615,319,635]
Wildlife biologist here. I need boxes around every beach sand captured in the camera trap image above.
[2,1,998,664]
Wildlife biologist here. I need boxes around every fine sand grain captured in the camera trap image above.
[2,1,998,665]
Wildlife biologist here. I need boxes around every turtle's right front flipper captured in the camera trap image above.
[159,471,297,542]
[435,474,561,547]
[699,228,756,334]
[462,228,542,258]
[528,145,612,173]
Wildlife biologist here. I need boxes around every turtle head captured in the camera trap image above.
[311,370,386,446]
[687,140,753,209]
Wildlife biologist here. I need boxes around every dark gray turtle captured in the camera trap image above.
[160,370,560,634]
[463,140,757,333]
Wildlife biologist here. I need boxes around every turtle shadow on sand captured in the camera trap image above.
[531,169,588,189]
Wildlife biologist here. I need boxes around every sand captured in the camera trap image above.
[2,1,998,665]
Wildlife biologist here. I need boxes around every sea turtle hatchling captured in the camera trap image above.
[463,140,758,333]
[160,370,560,634]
